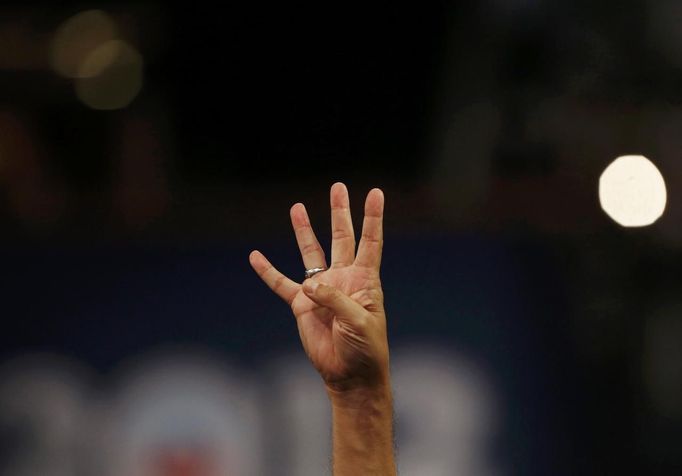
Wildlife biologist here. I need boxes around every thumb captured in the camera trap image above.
[302,280,367,326]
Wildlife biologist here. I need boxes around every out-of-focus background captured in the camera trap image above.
[1,2,681,475]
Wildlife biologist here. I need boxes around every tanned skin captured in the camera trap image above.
[249,182,396,475]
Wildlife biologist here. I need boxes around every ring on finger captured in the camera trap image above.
[304,267,327,279]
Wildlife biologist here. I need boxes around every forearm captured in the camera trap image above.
[327,379,396,476]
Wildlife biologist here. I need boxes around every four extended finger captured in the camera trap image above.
[355,188,384,270]
[290,203,327,270]
[249,250,300,305]
[330,182,356,267]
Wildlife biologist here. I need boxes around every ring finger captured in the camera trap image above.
[290,202,327,271]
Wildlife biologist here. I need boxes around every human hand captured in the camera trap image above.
[249,183,389,393]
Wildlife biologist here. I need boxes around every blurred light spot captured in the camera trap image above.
[75,40,143,110]
[100,352,261,475]
[599,155,667,227]
[77,40,122,78]
[392,346,499,476]
[0,354,91,476]
[49,10,118,78]
[268,354,331,475]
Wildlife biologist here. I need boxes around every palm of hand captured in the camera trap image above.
[291,265,379,381]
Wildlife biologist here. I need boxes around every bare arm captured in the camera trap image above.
[327,379,395,474]
[249,183,396,475]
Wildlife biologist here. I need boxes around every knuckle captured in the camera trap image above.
[361,233,382,244]
[295,220,312,230]
[258,265,271,278]
[332,228,354,241]
[272,274,286,291]
[301,242,323,256]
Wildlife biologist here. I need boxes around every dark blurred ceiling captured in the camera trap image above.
[1,2,682,240]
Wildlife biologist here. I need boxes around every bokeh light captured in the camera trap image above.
[49,10,118,78]
[98,353,261,476]
[598,155,667,227]
[0,355,91,476]
[74,40,144,110]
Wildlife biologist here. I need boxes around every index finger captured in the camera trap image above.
[249,250,300,305]
[354,188,384,270]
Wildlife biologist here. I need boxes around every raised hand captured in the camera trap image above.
[249,182,389,391]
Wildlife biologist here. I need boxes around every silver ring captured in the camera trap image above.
[304,267,327,279]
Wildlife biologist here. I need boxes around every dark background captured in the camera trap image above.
[1,2,681,475]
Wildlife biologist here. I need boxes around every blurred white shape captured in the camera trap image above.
[75,40,144,110]
[267,354,332,476]
[391,346,499,476]
[640,106,682,245]
[49,10,118,78]
[77,40,124,78]
[96,352,261,476]
[0,354,92,476]
[599,155,667,227]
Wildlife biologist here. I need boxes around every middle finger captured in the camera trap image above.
[290,202,327,271]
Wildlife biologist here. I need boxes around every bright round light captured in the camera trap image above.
[75,40,143,110]
[599,155,667,227]
[49,10,118,78]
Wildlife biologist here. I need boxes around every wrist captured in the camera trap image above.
[326,375,392,411]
